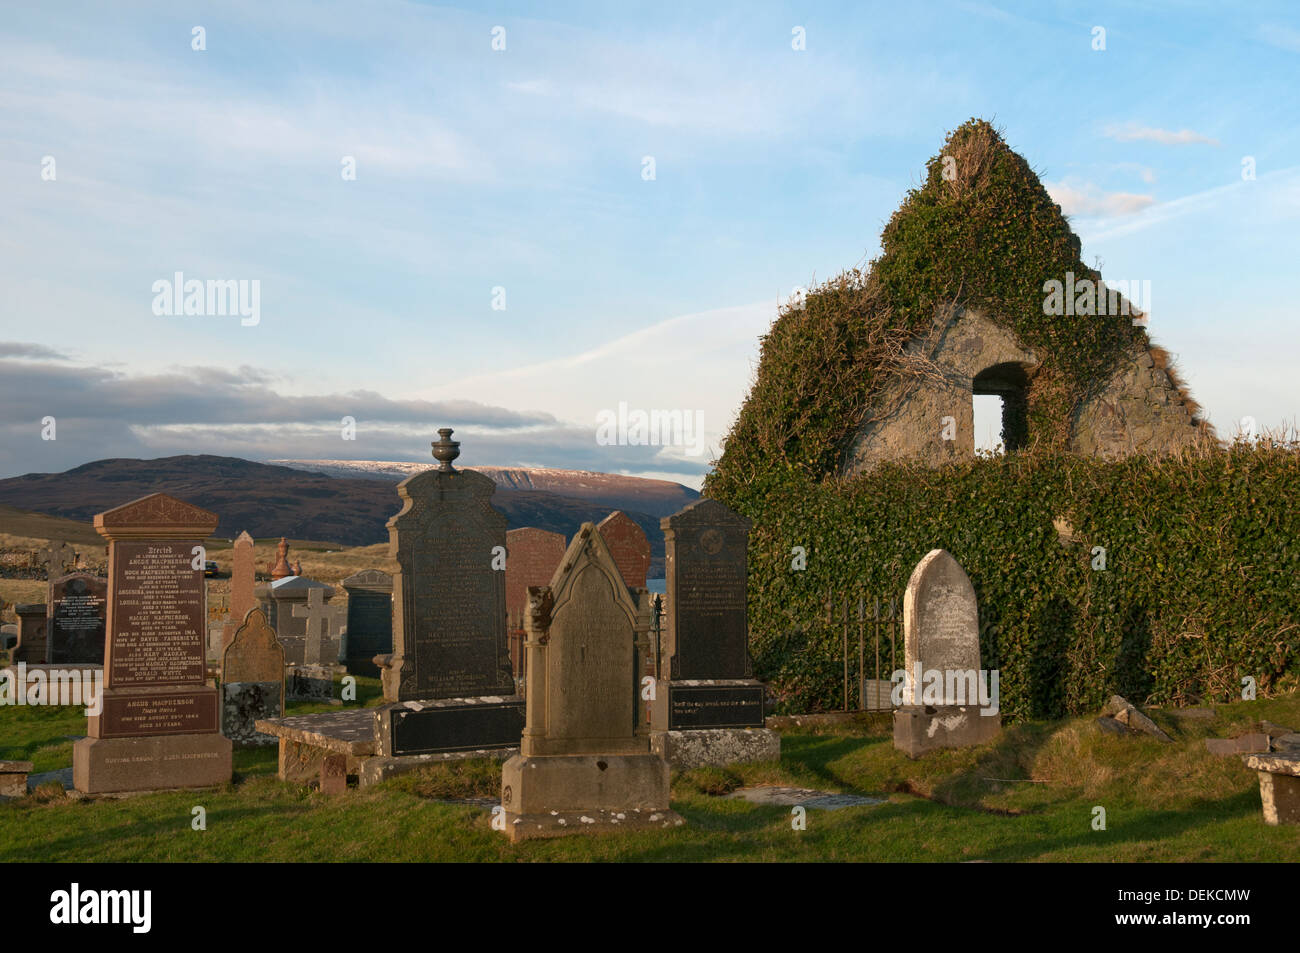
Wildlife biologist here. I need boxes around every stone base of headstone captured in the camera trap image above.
[359,747,517,788]
[222,682,283,745]
[650,678,767,731]
[73,733,232,794]
[287,664,342,703]
[500,752,681,842]
[374,695,525,757]
[1243,753,1300,825]
[649,727,780,770]
[892,704,1001,758]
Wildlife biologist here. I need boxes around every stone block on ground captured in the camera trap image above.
[649,727,780,770]
[0,761,33,799]
[1242,752,1300,826]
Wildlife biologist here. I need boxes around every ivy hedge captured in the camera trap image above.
[730,445,1300,719]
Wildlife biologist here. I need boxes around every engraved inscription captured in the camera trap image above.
[109,540,206,687]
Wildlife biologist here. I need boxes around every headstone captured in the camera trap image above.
[74,493,232,794]
[373,428,523,757]
[500,523,682,840]
[892,549,1001,758]
[504,527,565,679]
[221,607,285,745]
[504,528,567,628]
[46,573,108,665]
[596,511,651,591]
[13,603,48,664]
[255,576,335,664]
[288,586,343,702]
[293,587,341,666]
[227,530,254,634]
[342,569,393,677]
[660,498,752,679]
[649,498,779,769]
[39,541,74,578]
[382,429,514,702]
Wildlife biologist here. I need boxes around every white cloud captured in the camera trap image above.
[1103,122,1221,146]
[1045,179,1156,217]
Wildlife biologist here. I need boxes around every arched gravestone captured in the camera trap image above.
[901,549,982,705]
[221,607,285,746]
[893,548,1001,758]
[341,569,393,677]
[47,573,107,665]
[500,523,682,840]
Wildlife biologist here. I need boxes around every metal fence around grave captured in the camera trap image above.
[825,592,903,713]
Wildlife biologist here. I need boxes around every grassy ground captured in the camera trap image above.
[2,684,1297,862]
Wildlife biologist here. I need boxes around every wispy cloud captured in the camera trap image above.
[1046,179,1155,217]
[1258,23,1300,54]
[1103,122,1221,146]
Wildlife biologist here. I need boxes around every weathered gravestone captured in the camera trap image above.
[288,586,344,702]
[892,549,1001,758]
[13,603,48,664]
[46,573,107,665]
[500,523,682,841]
[39,541,74,578]
[650,498,779,769]
[504,527,566,679]
[597,511,651,591]
[221,607,285,745]
[342,569,393,677]
[74,493,232,793]
[373,429,523,756]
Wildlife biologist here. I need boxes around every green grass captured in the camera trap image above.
[3,690,1299,862]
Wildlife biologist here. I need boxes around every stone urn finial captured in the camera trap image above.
[270,537,293,580]
[431,427,460,472]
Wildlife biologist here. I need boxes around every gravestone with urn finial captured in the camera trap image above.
[372,428,525,758]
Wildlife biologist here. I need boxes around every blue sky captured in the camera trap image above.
[1,0,1297,486]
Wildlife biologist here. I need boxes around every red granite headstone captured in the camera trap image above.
[73,493,232,793]
[596,511,651,591]
[504,528,567,628]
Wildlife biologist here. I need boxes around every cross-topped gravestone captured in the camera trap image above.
[74,493,231,793]
[221,607,285,746]
[293,587,341,665]
[40,541,74,578]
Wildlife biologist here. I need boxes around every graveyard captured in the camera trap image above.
[2,12,1298,930]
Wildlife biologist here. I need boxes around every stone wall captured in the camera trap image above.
[1070,348,1206,458]
[841,307,1038,477]
[841,305,1205,477]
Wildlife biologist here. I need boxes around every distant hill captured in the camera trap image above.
[0,455,697,576]
[271,459,698,517]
